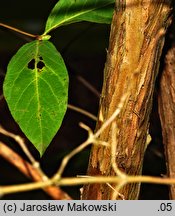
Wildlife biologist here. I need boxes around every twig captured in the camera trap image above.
[111,122,126,178]
[52,123,107,181]
[0,92,126,197]
[77,76,100,98]
[94,93,128,138]
[53,122,109,180]
[58,175,175,186]
[0,126,47,181]
[54,93,128,180]
[77,175,125,200]
[1,91,174,197]
[110,121,126,200]
[68,104,97,121]
[107,183,125,200]
[1,175,175,196]
[53,139,91,180]
[0,23,38,39]
[0,142,71,200]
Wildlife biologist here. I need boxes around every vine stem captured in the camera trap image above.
[0,23,38,39]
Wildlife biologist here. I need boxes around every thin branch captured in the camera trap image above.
[0,126,47,181]
[0,180,52,196]
[54,93,127,180]
[94,93,128,138]
[0,23,38,39]
[68,104,97,121]
[53,122,109,181]
[77,75,100,98]
[78,175,125,200]
[1,175,175,196]
[53,124,95,180]
[0,91,126,197]
[0,116,175,197]
[0,142,71,200]
[111,121,126,178]
[107,183,125,200]
[110,121,126,200]
[54,139,91,180]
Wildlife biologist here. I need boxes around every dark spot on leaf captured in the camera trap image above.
[39,56,43,61]
[28,59,35,70]
[37,61,45,70]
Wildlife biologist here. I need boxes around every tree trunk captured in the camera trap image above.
[158,43,175,199]
[82,0,172,200]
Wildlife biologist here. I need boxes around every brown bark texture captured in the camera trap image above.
[158,44,175,199]
[82,0,172,200]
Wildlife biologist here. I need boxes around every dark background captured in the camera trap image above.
[0,0,169,199]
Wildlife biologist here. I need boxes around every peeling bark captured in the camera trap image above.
[158,44,175,199]
[82,0,172,200]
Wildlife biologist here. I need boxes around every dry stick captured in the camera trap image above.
[0,126,47,181]
[0,142,71,200]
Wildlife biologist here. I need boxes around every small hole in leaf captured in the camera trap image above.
[37,61,45,70]
[28,59,35,70]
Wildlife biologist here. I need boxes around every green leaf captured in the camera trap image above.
[44,0,115,34]
[3,40,68,156]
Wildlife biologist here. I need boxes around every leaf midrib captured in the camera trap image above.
[34,41,43,148]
